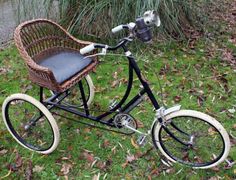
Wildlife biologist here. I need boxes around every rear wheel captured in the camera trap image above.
[152,110,230,169]
[2,94,59,154]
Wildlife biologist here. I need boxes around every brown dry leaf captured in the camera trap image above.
[182,151,190,162]
[111,80,119,88]
[126,154,136,163]
[229,135,236,146]
[92,173,100,180]
[122,161,129,168]
[211,166,220,172]
[174,95,181,103]
[136,119,144,128]
[81,150,95,164]
[60,163,72,175]
[61,155,71,161]
[94,87,106,93]
[130,138,139,149]
[8,150,23,171]
[189,40,195,49]
[166,168,175,174]
[0,67,10,75]
[222,49,234,62]
[14,151,23,169]
[33,165,44,173]
[197,95,205,106]
[84,128,91,133]
[102,139,110,148]
[208,127,217,135]
[208,176,219,180]
[120,78,128,84]
[96,161,106,170]
[0,149,8,155]
[233,124,236,129]
[113,71,118,79]
[111,146,117,154]
[25,160,33,180]
[150,168,159,176]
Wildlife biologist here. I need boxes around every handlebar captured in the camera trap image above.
[80,44,95,55]
[111,22,136,34]
[111,25,124,33]
[80,38,132,55]
[80,10,161,54]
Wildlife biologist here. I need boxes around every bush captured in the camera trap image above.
[14,0,212,39]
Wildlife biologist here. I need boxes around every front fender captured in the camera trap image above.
[151,105,181,130]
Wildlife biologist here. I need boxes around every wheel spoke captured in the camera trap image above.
[3,96,56,152]
[152,111,228,168]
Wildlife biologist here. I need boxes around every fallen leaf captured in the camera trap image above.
[166,168,175,174]
[111,80,119,88]
[197,95,205,106]
[84,128,91,133]
[174,96,181,103]
[126,154,136,163]
[208,127,217,135]
[211,166,220,172]
[61,153,72,161]
[136,119,144,128]
[96,161,106,170]
[0,67,10,75]
[0,149,8,155]
[131,138,139,149]
[113,72,118,79]
[150,168,159,176]
[101,139,110,148]
[60,163,72,175]
[92,173,100,180]
[8,150,23,171]
[33,165,44,173]
[25,160,33,180]
[111,146,117,154]
[80,150,95,164]
[208,176,218,180]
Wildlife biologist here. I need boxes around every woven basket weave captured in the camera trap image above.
[14,19,98,93]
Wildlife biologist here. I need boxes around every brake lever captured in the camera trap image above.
[83,45,108,59]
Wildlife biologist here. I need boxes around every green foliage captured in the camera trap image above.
[13,0,210,39]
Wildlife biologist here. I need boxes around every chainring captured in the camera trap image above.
[113,113,138,135]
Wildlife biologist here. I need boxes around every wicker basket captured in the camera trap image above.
[14,19,98,92]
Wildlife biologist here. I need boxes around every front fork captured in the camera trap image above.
[123,105,194,146]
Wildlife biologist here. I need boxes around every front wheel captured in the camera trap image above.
[152,110,230,169]
[2,93,59,154]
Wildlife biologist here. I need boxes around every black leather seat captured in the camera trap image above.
[38,51,92,84]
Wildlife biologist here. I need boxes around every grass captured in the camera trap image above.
[0,38,236,179]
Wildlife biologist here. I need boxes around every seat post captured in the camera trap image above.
[39,87,43,103]
[78,81,89,116]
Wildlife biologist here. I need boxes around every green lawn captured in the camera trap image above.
[0,38,236,179]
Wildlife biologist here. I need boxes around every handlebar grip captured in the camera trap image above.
[80,44,95,55]
[111,25,124,34]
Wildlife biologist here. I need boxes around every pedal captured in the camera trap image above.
[137,135,147,146]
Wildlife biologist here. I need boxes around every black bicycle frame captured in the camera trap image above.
[40,39,161,127]
[36,38,191,146]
